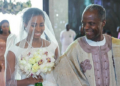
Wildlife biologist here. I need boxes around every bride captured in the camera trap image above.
[5,8,59,86]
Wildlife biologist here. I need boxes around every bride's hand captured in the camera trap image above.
[27,76,43,84]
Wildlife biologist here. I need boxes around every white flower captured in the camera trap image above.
[19,65,24,70]
[19,59,27,65]
[24,63,32,72]
[46,63,54,68]
[40,64,48,73]
[35,56,42,62]
[25,53,33,61]
[19,49,55,78]
[36,70,41,75]
[48,68,52,72]
[29,58,36,64]
[32,63,40,73]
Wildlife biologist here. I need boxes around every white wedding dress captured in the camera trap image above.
[8,42,58,86]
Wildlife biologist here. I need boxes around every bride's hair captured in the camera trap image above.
[23,8,45,25]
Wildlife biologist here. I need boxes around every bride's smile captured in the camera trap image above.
[34,33,41,36]
[25,15,45,39]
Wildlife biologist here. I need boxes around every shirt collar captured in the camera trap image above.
[85,36,106,46]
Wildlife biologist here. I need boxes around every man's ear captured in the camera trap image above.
[102,20,106,27]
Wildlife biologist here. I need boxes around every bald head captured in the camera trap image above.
[82,4,106,21]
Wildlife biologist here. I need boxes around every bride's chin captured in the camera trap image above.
[33,36,41,39]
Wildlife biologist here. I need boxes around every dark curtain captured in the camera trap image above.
[68,0,85,33]
[103,0,120,37]
[43,0,49,16]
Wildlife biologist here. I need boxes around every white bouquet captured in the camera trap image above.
[18,49,55,78]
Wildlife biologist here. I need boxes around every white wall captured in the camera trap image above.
[49,0,68,54]
[31,0,43,10]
